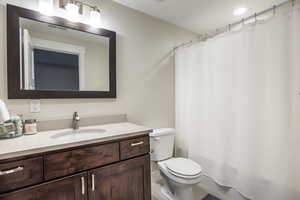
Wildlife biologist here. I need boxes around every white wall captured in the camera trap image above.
[0,0,197,128]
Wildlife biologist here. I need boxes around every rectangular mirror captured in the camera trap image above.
[7,5,116,99]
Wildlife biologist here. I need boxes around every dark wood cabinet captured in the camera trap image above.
[0,173,87,200]
[88,155,151,200]
[44,142,119,180]
[0,135,151,200]
[0,157,43,193]
[120,136,150,160]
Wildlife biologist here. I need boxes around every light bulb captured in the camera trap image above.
[90,9,101,28]
[65,2,79,22]
[233,7,247,16]
[39,0,54,16]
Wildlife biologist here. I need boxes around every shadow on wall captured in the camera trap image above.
[126,50,174,97]
[123,50,175,127]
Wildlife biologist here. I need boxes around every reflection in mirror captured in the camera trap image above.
[19,17,110,92]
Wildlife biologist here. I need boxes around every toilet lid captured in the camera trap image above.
[165,158,202,178]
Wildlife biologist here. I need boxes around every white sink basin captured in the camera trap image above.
[51,128,106,140]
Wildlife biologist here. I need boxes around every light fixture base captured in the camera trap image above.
[59,0,83,14]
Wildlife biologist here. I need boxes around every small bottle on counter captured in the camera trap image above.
[24,119,38,135]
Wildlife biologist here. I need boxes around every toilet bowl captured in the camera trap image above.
[150,129,202,200]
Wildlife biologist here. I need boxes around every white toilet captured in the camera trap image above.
[150,128,202,200]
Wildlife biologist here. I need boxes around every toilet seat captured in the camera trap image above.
[163,158,202,179]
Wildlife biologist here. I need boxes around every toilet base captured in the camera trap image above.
[160,186,176,200]
[160,178,195,200]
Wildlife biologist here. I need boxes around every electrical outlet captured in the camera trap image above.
[30,100,41,113]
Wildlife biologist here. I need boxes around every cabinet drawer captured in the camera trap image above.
[44,143,119,180]
[0,172,87,200]
[0,157,43,193]
[120,136,150,160]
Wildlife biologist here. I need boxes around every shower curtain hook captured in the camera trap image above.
[254,13,257,24]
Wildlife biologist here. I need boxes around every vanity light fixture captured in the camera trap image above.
[39,0,54,16]
[233,7,247,16]
[89,7,102,27]
[65,1,80,22]
[59,0,102,27]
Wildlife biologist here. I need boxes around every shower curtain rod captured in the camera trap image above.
[173,0,297,50]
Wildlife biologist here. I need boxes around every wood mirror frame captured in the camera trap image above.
[7,4,116,99]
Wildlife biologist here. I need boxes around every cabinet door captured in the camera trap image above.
[89,155,151,200]
[0,173,87,200]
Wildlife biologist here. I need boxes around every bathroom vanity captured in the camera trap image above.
[0,122,152,200]
[3,4,151,199]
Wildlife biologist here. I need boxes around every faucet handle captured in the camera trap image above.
[73,112,80,120]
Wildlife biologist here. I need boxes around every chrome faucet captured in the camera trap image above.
[72,112,80,130]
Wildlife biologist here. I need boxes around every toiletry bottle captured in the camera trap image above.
[24,119,38,135]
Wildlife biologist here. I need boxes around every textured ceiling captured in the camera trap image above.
[113,0,287,34]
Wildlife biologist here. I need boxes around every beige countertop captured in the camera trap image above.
[0,122,152,161]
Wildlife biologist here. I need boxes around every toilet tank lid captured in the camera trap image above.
[150,128,176,137]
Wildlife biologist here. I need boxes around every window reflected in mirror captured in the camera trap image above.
[20,17,110,92]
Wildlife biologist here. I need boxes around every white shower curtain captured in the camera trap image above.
[175,7,300,200]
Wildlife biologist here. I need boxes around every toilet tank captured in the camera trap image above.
[150,128,175,161]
